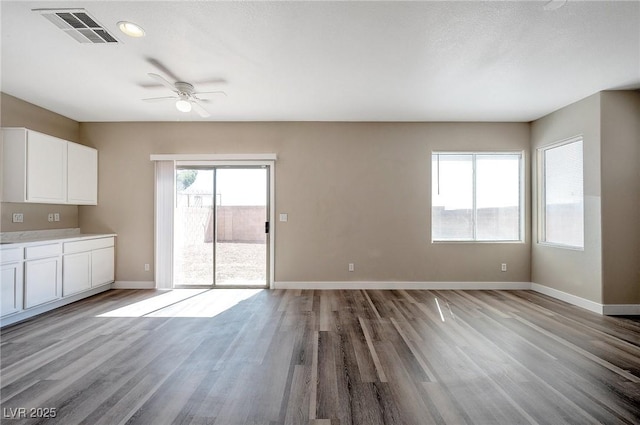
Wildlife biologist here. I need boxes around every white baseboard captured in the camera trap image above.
[530,283,604,314]
[602,304,640,315]
[112,281,155,289]
[273,281,531,290]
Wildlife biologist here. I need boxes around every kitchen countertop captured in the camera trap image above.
[0,228,116,248]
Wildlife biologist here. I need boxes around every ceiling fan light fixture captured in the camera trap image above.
[175,98,192,113]
[117,21,145,37]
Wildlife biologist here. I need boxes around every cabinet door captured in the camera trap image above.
[24,257,61,308]
[68,143,98,205]
[63,252,91,296]
[91,247,114,286]
[1,128,28,202]
[26,131,67,203]
[1,262,23,317]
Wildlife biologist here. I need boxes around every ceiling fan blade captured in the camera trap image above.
[543,0,567,11]
[194,90,227,98]
[191,100,211,118]
[148,73,176,91]
[146,58,181,82]
[193,78,228,86]
[142,96,178,102]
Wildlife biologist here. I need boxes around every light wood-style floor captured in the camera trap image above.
[1,288,639,425]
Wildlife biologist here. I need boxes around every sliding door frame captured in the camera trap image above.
[152,154,276,290]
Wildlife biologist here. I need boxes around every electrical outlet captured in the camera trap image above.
[348,263,355,272]
[48,213,54,222]
[279,213,288,222]
[501,263,507,272]
[12,213,23,223]
[144,264,150,272]
[54,213,60,222]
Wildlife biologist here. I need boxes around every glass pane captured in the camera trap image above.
[476,154,521,241]
[543,140,584,248]
[432,154,474,240]
[215,168,267,286]
[174,169,214,285]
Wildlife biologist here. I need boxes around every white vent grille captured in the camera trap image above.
[35,9,119,44]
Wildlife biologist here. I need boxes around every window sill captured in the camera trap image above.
[537,242,584,251]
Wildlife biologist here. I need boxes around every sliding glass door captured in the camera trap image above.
[174,166,269,288]
[214,168,268,286]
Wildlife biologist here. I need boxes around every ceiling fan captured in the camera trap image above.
[143,73,227,118]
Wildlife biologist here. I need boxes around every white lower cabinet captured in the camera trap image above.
[25,256,61,309]
[0,235,115,325]
[63,252,92,296]
[63,237,115,295]
[1,262,23,317]
[91,247,115,287]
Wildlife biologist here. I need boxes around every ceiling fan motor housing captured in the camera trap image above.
[174,82,195,96]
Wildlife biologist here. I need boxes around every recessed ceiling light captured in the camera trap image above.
[117,21,145,37]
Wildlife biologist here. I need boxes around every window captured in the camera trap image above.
[539,138,584,249]
[432,152,523,242]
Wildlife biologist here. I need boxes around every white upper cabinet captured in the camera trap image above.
[67,142,98,204]
[2,128,67,203]
[1,128,97,205]
[27,130,68,203]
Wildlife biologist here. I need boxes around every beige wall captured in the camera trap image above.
[4,90,636,305]
[0,93,80,142]
[0,93,81,231]
[531,93,603,303]
[79,121,531,284]
[600,91,640,304]
[0,203,78,232]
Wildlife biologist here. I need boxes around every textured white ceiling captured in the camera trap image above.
[1,1,639,122]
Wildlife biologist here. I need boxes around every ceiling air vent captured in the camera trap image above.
[34,8,119,44]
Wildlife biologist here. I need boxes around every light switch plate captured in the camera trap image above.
[279,213,288,222]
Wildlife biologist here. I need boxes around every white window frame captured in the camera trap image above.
[537,136,584,250]
[431,151,525,243]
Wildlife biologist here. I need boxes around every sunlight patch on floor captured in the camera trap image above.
[97,289,263,318]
